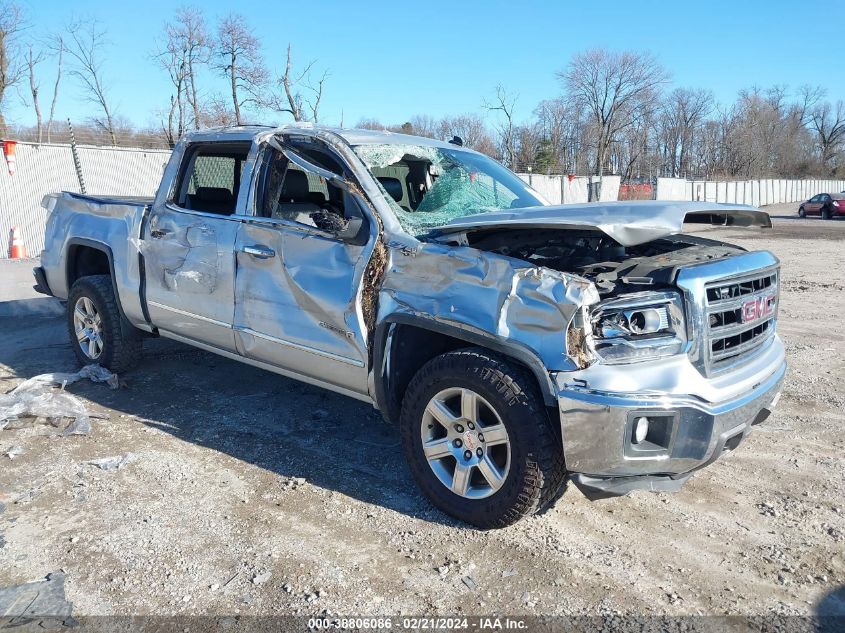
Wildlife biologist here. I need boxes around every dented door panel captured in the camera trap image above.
[142,205,239,351]
[233,220,370,395]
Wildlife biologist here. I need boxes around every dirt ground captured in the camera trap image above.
[0,202,843,619]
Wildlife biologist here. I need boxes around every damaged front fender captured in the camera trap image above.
[377,239,600,380]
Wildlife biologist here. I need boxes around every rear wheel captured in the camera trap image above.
[822,206,832,220]
[400,348,566,528]
[67,275,142,373]
[798,206,806,218]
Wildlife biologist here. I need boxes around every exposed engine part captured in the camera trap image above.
[461,229,745,295]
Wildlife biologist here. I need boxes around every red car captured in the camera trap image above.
[799,193,845,219]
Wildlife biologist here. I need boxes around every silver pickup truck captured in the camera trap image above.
[34,125,786,528]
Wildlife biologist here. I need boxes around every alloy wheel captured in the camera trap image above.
[420,387,511,499]
[73,297,104,360]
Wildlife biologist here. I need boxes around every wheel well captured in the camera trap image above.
[379,322,555,423]
[67,244,111,289]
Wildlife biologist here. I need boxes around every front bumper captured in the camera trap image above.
[554,336,786,499]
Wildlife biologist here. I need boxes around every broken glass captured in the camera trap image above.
[352,143,545,235]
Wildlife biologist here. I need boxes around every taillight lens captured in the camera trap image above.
[834,200,841,207]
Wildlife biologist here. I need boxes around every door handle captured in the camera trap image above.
[241,244,276,259]
[150,228,170,239]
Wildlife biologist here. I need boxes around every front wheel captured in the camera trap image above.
[798,206,806,218]
[67,275,142,373]
[400,348,566,528]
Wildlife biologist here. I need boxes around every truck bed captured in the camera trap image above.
[61,192,155,207]
[39,191,153,331]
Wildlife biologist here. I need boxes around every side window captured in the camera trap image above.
[810,195,820,202]
[258,148,347,232]
[173,143,251,215]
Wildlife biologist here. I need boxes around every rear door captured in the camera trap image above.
[820,194,832,214]
[142,142,253,351]
[232,140,374,397]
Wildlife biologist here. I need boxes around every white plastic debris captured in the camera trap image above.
[86,453,135,470]
[0,365,119,436]
[6,445,25,459]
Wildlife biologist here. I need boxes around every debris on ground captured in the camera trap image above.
[5,445,24,459]
[0,571,74,625]
[85,453,135,471]
[0,365,119,436]
[252,572,272,586]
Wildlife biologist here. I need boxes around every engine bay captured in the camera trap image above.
[458,229,745,295]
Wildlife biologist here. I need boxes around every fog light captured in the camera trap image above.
[633,417,649,444]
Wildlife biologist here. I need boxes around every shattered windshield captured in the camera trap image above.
[352,143,546,235]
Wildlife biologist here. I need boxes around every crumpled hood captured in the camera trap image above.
[429,200,771,247]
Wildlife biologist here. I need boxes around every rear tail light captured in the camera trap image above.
[834,200,840,207]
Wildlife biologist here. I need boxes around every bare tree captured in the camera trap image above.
[176,7,211,129]
[45,35,64,143]
[560,49,668,176]
[656,88,712,176]
[66,19,117,145]
[438,113,496,156]
[24,44,44,142]
[809,100,845,170]
[265,43,328,123]
[154,22,189,145]
[155,7,212,141]
[533,98,584,172]
[484,84,517,167]
[408,114,438,138]
[303,67,328,122]
[0,1,24,135]
[214,13,267,125]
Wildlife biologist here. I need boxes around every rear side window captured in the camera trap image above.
[173,143,251,215]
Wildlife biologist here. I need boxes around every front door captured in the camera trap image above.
[232,142,373,397]
[142,142,252,351]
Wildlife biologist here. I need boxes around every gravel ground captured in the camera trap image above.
[0,202,843,619]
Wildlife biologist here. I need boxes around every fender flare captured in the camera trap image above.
[64,238,139,338]
[372,313,559,421]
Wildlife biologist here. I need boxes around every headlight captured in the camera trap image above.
[589,292,687,363]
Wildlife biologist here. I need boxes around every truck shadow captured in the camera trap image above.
[0,308,461,527]
[816,585,845,632]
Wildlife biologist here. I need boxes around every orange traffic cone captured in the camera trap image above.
[9,226,27,259]
[3,140,16,175]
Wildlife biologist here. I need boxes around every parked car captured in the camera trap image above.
[798,193,845,219]
[34,125,786,528]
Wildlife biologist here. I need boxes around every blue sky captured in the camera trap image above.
[6,0,844,130]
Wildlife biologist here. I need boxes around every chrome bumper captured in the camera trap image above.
[554,336,786,499]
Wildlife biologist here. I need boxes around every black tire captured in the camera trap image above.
[822,206,832,220]
[67,275,142,373]
[399,348,566,529]
[798,206,806,218]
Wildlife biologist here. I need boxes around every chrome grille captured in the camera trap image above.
[704,268,778,372]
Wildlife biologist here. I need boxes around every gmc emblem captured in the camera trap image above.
[741,295,776,323]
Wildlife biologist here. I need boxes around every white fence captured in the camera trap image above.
[4,141,845,259]
[517,173,620,204]
[1,142,170,258]
[656,177,845,206]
